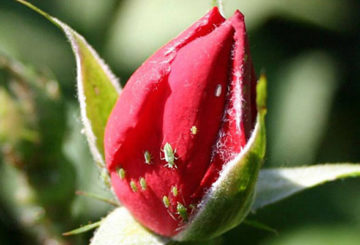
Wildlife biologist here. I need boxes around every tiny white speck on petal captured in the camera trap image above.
[215,84,222,97]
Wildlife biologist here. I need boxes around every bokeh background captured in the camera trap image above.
[1,0,359,244]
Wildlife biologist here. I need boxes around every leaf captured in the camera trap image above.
[176,75,267,241]
[91,207,169,245]
[63,221,102,236]
[252,164,360,211]
[17,0,121,168]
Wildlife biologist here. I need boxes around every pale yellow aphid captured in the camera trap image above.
[144,151,152,164]
[190,126,198,135]
[139,177,147,190]
[171,186,178,197]
[117,168,125,179]
[130,180,137,192]
[163,195,170,208]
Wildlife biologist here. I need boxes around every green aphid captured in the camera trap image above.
[144,151,152,164]
[139,177,147,190]
[171,186,178,197]
[130,180,138,192]
[176,202,188,222]
[117,168,125,179]
[190,126,198,135]
[161,143,178,169]
[162,195,170,208]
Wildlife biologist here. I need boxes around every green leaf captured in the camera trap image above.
[91,207,169,245]
[175,75,267,241]
[17,0,121,168]
[252,164,360,211]
[63,221,102,236]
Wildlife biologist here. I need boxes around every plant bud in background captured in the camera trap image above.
[0,54,76,244]
[0,55,65,167]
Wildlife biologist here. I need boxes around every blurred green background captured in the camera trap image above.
[0,0,359,244]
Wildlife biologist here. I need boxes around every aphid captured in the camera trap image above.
[190,126,198,135]
[176,202,188,222]
[171,186,178,197]
[162,195,170,208]
[215,84,222,97]
[139,177,147,190]
[144,151,152,164]
[130,180,138,192]
[161,143,177,169]
[117,168,125,179]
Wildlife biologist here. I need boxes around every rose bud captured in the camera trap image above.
[104,7,265,240]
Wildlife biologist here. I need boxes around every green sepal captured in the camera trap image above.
[91,207,169,245]
[91,207,224,245]
[17,0,121,169]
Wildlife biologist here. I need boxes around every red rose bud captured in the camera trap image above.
[105,7,258,238]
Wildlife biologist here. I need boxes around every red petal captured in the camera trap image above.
[104,8,257,237]
[193,10,257,201]
[105,7,225,170]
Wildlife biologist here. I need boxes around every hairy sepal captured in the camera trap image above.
[17,0,121,169]
[91,207,169,245]
[175,75,267,241]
